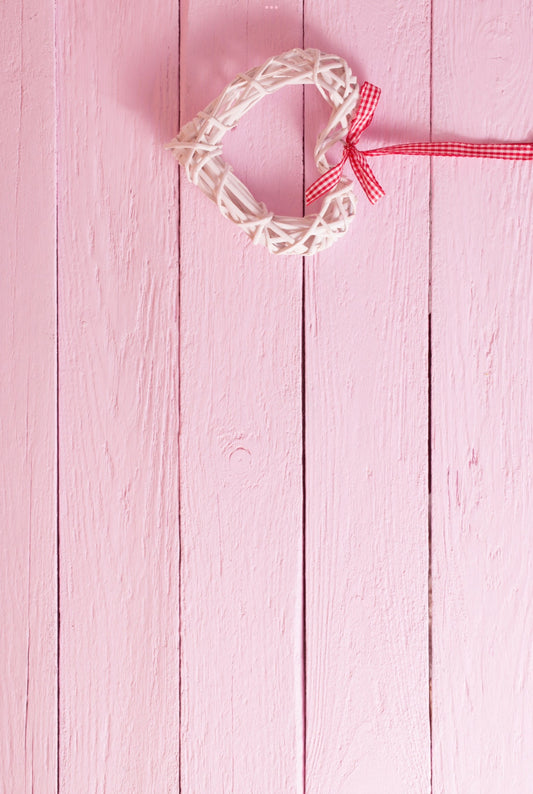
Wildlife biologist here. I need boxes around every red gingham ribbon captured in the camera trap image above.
[306,82,533,206]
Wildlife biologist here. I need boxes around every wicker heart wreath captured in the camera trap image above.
[168,47,532,256]
[167,49,360,256]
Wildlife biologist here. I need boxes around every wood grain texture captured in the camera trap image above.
[0,0,57,789]
[302,3,431,791]
[431,1,533,791]
[56,0,180,788]
[5,0,533,790]
[178,3,305,791]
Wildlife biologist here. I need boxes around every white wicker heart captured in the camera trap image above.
[167,48,361,256]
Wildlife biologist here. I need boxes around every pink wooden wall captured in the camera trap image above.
[2,0,532,790]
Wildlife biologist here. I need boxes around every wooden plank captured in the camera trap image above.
[178,6,305,791]
[0,0,57,790]
[431,1,533,791]
[56,1,180,788]
[302,6,431,792]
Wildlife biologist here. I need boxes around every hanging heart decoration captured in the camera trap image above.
[167,48,360,256]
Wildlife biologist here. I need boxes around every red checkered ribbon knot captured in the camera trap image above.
[305,82,533,206]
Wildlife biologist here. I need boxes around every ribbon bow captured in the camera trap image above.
[306,81,533,206]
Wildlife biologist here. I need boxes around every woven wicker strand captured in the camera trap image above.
[167,48,361,256]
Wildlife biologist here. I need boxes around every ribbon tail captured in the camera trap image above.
[348,149,386,204]
[363,141,533,159]
[305,158,346,206]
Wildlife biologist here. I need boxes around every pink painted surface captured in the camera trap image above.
[179,3,305,791]
[303,2,431,791]
[56,0,180,789]
[431,1,533,791]
[0,0,57,789]
[1,1,532,792]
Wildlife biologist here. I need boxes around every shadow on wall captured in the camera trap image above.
[119,5,370,217]
[176,4,367,120]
